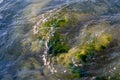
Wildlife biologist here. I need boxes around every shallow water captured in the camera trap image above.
[0,0,120,80]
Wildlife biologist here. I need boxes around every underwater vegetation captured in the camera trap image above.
[0,0,120,80]
[33,7,117,78]
[28,1,120,79]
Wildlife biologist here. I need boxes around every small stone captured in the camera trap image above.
[54,70,57,73]
[113,67,116,70]
[109,70,111,72]
[64,70,67,73]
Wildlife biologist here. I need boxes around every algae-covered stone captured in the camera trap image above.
[33,8,93,57]
[52,21,114,78]
[56,22,113,64]
[32,3,119,78]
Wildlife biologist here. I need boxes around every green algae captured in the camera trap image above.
[34,8,114,79]
[43,14,69,28]
[75,33,112,62]
[94,33,112,51]
[35,8,92,40]
[56,32,113,66]
[35,9,91,56]
[53,22,113,78]
[48,33,70,56]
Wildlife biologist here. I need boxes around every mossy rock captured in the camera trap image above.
[33,6,116,79]
[33,8,93,57]
[55,23,113,65]
[54,22,113,77]
[56,48,79,65]
[34,8,92,39]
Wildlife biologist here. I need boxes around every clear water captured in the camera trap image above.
[0,0,120,80]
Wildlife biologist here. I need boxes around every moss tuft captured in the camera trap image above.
[95,33,112,51]
[42,13,69,28]
[75,43,95,63]
[48,33,70,56]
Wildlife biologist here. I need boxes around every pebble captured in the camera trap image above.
[113,67,116,70]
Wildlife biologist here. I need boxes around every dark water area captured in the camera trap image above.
[0,0,120,80]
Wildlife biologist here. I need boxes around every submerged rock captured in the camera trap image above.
[0,0,120,80]
[32,0,120,79]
